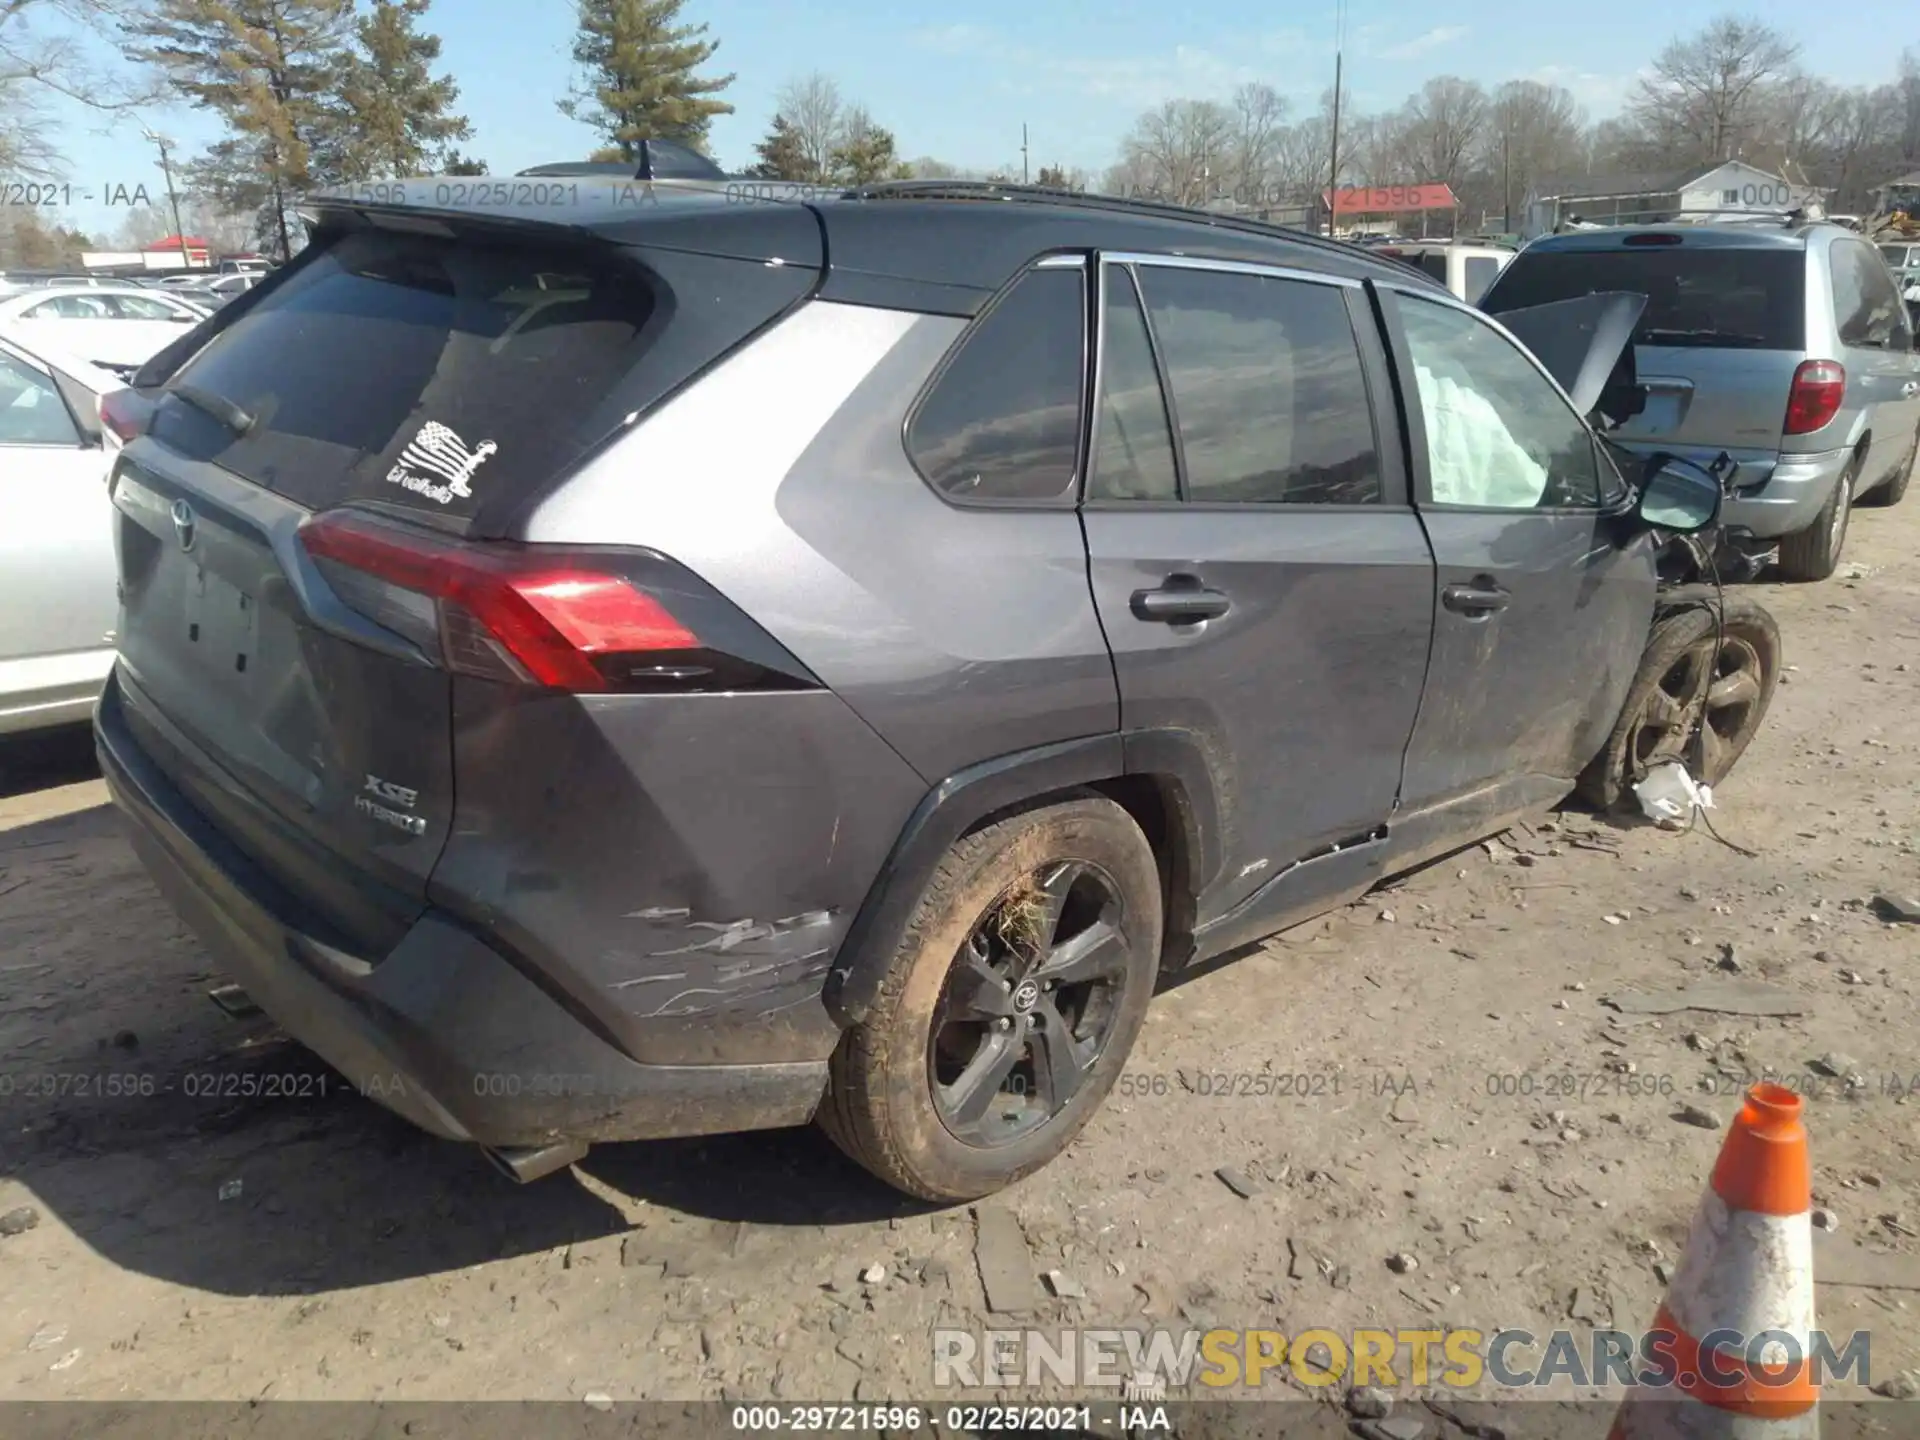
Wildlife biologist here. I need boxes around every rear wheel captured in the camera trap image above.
[819,795,1161,1201]
[1861,427,1915,507]
[1576,595,1781,812]
[1776,457,1857,581]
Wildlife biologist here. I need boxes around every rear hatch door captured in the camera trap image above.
[109,207,822,951]
[1483,238,1807,466]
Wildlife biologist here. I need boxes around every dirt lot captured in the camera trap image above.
[2,497,1918,1416]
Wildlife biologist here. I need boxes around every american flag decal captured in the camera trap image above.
[385,421,498,503]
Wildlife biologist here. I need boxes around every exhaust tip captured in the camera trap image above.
[483,1140,589,1184]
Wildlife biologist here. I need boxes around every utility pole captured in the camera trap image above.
[144,129,191,270]
[1326,0,1345,236]
[1502,125,1512,233]
[1328,52,1343,236]
[1022,124,1029,185]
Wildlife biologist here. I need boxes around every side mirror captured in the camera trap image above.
[1636,455,1722,533]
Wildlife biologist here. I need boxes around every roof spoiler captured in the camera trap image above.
[518,140,727,182]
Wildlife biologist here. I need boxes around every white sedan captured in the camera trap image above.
[0,283,211,378]
[0,331,128,735]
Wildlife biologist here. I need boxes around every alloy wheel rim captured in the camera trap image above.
[928,860,1133,1148]
[1627,629,1767,786]
[1830,469,1853,552]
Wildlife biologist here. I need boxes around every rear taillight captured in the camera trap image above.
[99,389,153,443]
[1784,359,1845,435]
[297,510,808,694]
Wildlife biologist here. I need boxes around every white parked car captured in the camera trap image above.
[0,283,210,379]
[0,332,128,735]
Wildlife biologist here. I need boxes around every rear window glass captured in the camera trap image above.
[1485,247,1805,349]
[152,228,808,527]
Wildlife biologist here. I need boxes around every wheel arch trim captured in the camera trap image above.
[822,729,1222,1027]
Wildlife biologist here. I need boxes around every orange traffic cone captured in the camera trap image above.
[1609,1083,1819,1438]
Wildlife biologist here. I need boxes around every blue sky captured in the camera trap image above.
[23,0,1914,239]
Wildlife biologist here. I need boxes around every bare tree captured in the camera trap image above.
[1627,14,1800,163]
[1117,98,1234,206]
[1392,76,1490,189]
[1761,71,1841,174]
[774,71,845,182]
[1894,48,1920,167]
[1,0,168,175]
[1482,80,1587,224]
[1226,82,1288,204]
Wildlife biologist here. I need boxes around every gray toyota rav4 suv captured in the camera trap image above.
[95,179,1734,1201]
[1482,221,1919,581]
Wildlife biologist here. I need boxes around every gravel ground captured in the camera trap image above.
[1,492,1917,1412]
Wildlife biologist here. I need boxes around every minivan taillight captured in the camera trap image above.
[297,510,807,694]
[1784,360,1845,435]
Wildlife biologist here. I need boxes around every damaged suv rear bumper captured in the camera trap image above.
[96,679,830,1150]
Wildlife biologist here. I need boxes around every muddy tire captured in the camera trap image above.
[1576,594,1782,812]
[818,795,1162,1202]
[1776,458,1856,581]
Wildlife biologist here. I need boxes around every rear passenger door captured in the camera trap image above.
[1830,238,1920,487]
[1381,286,1655,854]
[1080,254,1437,929]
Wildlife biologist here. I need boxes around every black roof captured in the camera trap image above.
[299,178,1447,316]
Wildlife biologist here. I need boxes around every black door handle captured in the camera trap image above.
[1442,581,1511,616]
[1131,582,1231,623]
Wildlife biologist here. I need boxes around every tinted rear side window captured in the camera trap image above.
[906,266,1085,504]
[1133,265,1380,505]
[152,227,813,528]
[1486,247,1805,349]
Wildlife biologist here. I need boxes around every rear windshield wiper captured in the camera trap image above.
[1640,327,1769,346]
[167,383,256,437]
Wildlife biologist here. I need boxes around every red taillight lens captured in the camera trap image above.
[298,511,699,692]
[99,389,152,443]
[1784,359,1845,435]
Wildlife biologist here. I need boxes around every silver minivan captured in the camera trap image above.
[1482,223,1918,580]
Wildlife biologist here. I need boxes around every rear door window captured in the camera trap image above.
[150,226,814,530]
[905,265,1086,504]
[1831,240,1903,348]
[1485,246,1805,349]
[1132,264,1381,505]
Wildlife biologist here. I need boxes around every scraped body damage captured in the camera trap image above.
[429,679,927,1067]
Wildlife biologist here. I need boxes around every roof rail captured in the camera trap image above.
[835,179,1365,267]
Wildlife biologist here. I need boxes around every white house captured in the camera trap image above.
[1523,161,1825,238]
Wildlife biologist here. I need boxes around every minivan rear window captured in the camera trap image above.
[151,227,812,528]
[1485,247,1805,349]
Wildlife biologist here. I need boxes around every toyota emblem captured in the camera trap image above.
[170,498,196,552]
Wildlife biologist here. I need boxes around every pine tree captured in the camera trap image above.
[129,0,358,260]
[559,0,734,157]
[830,107,902,185]
[441,150,488,174]
[327,0,473,179]
[748,115,810,179]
